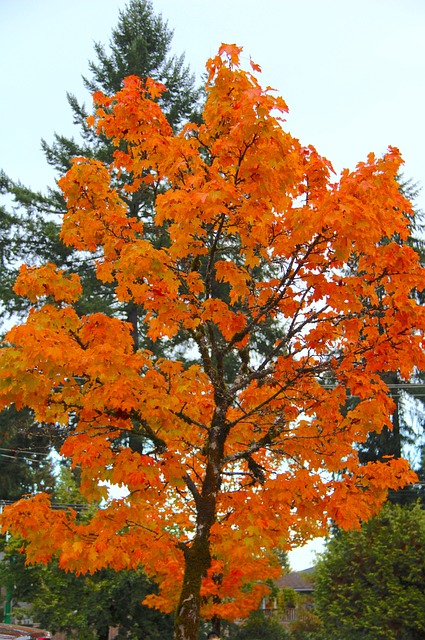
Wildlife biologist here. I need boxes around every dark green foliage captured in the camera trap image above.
[0,201,21,319]
[0,0,201,502]
[0,0,200,329]
[0,465,172,639]
[0,406,56,501]
[231,611,289,640]
[0,543,173,640]
[31,567,174,640]
[314,502,425,640]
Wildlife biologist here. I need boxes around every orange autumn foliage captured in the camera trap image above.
[1,44,425,639]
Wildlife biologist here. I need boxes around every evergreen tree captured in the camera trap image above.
[314,503,425,640]
[356,178,425,503]
[0,0,200,334]
[0,0,200,499]
[0,407,56,501]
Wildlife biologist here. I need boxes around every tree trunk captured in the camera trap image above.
[127,303,139,351]
[97,626,110,640]
[174,539,211,640]
[174,413,227,640]
[210,614,221,637]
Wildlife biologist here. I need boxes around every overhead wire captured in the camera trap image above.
[0,498,89,512]
[0,446,51,457]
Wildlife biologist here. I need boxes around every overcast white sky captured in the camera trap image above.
[2,0,425,209]
[1,0,425,569]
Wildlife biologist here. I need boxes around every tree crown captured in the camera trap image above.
[1,44,425,629]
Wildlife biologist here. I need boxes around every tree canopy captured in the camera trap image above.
[0,464,173,639]
[1,44,425,640]
[314,502,425,640]
[0,406,56,501]
[0,0,200,328]
[0,0,200,499]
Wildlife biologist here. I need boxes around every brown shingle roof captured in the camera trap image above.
[276,567,315,592]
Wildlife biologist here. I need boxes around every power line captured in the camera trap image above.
[0,499,89,511]
[0,447,51,457]
[0,453,52,465]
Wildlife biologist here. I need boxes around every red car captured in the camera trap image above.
[0,624,50,639]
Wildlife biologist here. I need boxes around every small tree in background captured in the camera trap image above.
[1,45,425,640]
[0,465,173,639]
[234,611,290,640]
[314,502,425,639]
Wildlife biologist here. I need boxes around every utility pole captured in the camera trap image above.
[0,502,12,623]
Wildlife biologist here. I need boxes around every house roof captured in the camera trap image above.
[276,567,315,592]
[0,624,50,639]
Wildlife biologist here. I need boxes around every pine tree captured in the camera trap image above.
[0,0,200,501]
[357,178,425,503]
[1,0,200,336]
[0,407,56,501]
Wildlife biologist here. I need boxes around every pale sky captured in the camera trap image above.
[2,0,425,210]
[1,0,425,569]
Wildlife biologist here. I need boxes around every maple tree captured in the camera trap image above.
[357,179,425,503]
[0,0,200,330]
[0,465,172,639]
[0,0,199,514]
[1,45,425,640]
